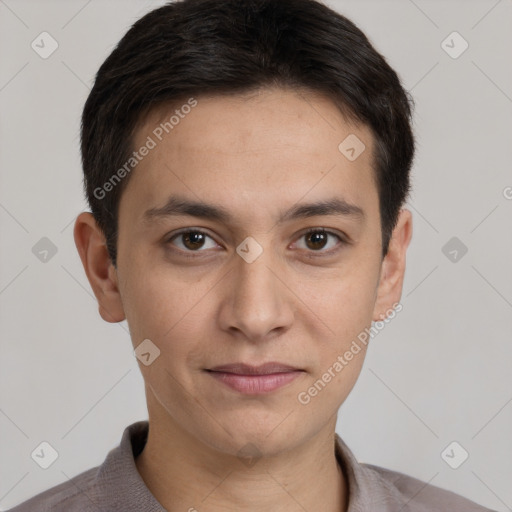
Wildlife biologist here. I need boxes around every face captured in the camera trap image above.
[76,86,411,457]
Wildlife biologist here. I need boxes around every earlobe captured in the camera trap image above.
[372,209,413,322]
[73,212,126,323]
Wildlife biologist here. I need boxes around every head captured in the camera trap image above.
[74,0,414,457]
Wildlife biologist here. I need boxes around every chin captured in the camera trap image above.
[195,414,302,458]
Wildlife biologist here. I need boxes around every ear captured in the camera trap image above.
[73,212,126,323]
[372,208,413,321]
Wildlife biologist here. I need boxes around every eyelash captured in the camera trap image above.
[165,227,347,258]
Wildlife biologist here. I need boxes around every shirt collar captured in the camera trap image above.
[96,420,166,511]
[334,433,407,511]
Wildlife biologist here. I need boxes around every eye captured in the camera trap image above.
[167,229,219,252]
[165,227,347,258]
[294,228,345,254]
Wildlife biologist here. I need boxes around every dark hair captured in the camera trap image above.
[81,0,414,267]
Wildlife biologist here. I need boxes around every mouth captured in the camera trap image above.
[205,362,305,394]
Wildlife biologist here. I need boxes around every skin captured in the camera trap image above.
[74,86,412,512]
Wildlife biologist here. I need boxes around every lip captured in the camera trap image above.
[205,362,304,395]
[208,362,301,375]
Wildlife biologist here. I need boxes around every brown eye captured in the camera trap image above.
[182,231,206,250]
[295,229,344,253]
[305,230,328,250]
[168,230,218,252]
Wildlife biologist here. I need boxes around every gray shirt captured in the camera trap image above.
[6,420,495,511]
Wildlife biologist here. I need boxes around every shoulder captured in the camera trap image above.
[362,462,496,512]
[5,421,154,512]
[5,466,100,512]
[334,433,496,511]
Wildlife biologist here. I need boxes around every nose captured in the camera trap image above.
[217,247,294,342]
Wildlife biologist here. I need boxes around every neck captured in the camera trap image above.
[135,410,348,512]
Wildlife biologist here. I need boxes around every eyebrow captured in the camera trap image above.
[142,194,365,225]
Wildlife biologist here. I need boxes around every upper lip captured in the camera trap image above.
[207,362,302,375]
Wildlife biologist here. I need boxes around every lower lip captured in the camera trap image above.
[207,371,303,394]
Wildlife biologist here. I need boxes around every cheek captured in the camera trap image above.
[297,257,380,341]
[293,253,379,407]
[120,259,216,366]
[330,276,378,337]
[295,274,374,413]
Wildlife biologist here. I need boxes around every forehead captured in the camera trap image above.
[122,87,378,227]
[137,87,371,156]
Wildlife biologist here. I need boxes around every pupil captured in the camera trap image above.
[184,232,204,249]
[307,231,326,250]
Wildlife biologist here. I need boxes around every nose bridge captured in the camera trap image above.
[220,240,293,340]
[236,252,276,306]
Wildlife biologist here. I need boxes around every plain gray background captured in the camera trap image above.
[1,0,511,510]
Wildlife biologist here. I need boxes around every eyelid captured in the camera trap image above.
[300,226,348,241]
